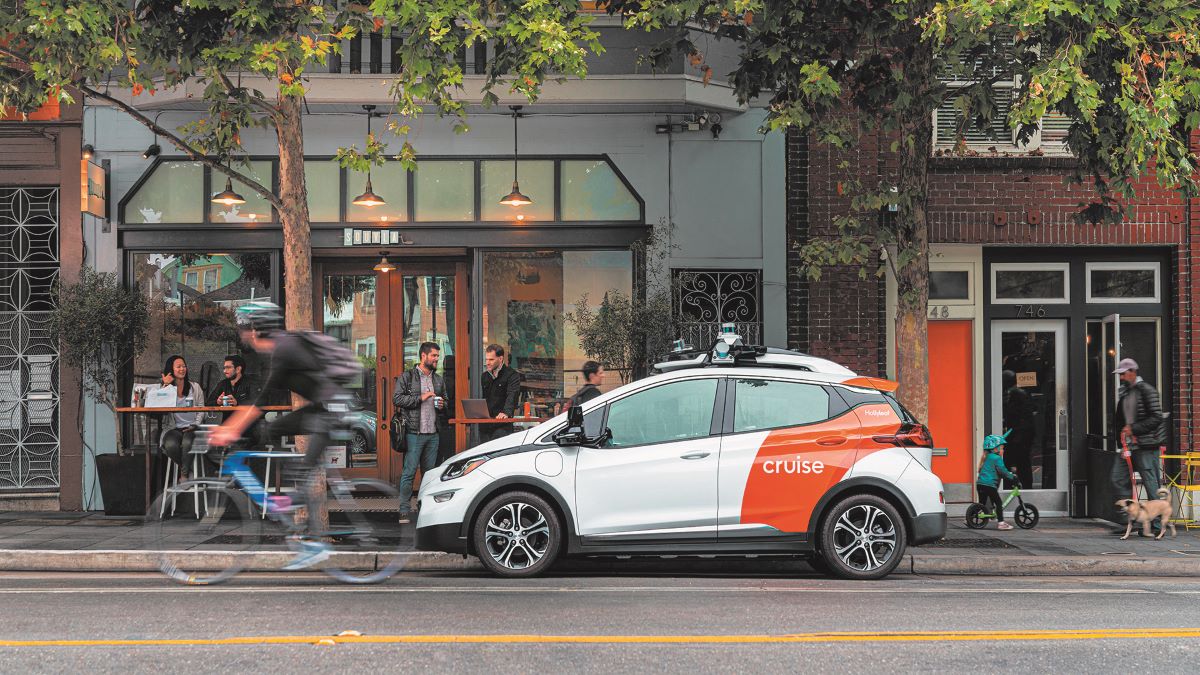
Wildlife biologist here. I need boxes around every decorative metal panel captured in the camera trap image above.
[674,270,763,347]
[0,187,60,490]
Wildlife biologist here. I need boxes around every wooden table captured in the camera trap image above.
[449,417,551,449]
[116,405,294,510]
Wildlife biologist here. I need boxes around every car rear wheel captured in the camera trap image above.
[472,491,562,578]
[820,494,907,580]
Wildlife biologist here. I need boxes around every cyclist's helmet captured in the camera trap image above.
[235,300,284,337]
[982,429,1012,451]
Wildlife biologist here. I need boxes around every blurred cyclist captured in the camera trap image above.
[209,301,347,570]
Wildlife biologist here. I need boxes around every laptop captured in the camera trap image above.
[461,398,492,419]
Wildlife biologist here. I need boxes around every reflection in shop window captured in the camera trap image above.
[483,251,632,417]
[991,263,1069,303]
[124,161,204,223]
[1086,263,1159,303]
[132,252,277,408]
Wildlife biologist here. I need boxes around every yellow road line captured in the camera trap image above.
[4,628,1200,647]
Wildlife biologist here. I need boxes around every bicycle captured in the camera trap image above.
[143,427,407,585]
[965,482,1040,530]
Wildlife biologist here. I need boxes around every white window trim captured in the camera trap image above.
[932,81,1074,157]
[928,263,974,306]
[990,262,1070,304]
[1084,262,1160,304]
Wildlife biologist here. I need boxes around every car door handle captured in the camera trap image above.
[680,452,711,460]
[816,436,848,446]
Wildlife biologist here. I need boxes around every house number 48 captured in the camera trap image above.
[928,305,950,319]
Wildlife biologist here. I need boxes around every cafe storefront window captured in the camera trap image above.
[482,250,632,416]
[131,252,276,399]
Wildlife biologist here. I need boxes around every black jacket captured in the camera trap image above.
[567,383,601,409]
[482,365,522,417]
[1114,379,1166,449]
[393,367,448,433]
[206,376,260,409]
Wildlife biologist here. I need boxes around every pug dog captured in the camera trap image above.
[1116,488,1176,540]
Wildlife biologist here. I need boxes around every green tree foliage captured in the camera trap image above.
[1,1,606,333]
[50,268,150,453]
[606,0,1200,419]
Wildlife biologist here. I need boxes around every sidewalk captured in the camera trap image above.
[1,511,1199,576]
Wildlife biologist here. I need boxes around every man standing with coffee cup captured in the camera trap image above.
[393,341,449,524]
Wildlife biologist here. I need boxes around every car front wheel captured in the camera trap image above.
[472,491,562,578]
[820,494,907,580]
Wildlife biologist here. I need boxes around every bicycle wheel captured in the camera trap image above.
[965,503,989,529]
[321,478,408,584]
[1014,503,1040,529]
[143,481,260,585]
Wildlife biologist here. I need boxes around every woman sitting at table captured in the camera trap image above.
[152,355,206,477]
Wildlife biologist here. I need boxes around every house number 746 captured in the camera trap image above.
[1015,304,1046,318]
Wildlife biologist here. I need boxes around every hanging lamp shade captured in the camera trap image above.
[352,176,386,207]
[501,105,532,207]
[211,177,246,206]
[373,251,395,273]
[499,180,533,207]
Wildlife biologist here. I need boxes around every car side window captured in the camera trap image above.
[733,378,831,433]
[604,379,718,448]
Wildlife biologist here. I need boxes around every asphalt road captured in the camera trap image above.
[2,569,1199,673]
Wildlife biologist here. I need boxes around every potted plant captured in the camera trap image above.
[51,268,150,514]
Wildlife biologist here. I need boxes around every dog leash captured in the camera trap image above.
[1121,437,1138,501]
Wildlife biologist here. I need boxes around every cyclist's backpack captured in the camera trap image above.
[299,330,363,388]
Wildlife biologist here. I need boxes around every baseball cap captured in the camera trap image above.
[1113,357,1139,374]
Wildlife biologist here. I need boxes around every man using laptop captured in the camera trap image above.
[480,344,521,443]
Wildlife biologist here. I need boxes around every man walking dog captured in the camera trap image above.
[1111,358,1166,501]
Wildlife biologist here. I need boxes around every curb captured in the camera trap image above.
[4,549,1199,576]
[0,549,482,573]
[908,554,1200,577]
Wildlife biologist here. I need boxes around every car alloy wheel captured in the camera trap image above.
[820,494,907,580]
[351,431,369,456]
[472,490,562,577]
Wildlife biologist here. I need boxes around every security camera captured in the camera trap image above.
[696,112,709,127]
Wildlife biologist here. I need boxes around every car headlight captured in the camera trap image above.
[441,456,489,481]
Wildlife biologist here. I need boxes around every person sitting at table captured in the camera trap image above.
[206,355,259,413]
[152,354,206,478]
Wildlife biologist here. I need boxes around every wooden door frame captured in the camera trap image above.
[314,258,470,485]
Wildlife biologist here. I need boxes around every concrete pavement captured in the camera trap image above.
[2,510,1199,576]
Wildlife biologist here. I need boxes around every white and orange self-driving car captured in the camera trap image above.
[416,327,946,580]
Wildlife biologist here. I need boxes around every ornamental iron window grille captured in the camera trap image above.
[0,187,60,491]
[673,269,762,348]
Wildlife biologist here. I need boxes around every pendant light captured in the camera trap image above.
[352,104,386,207]
[499,105,532,207]
[373,250,395,273]
[211,175,246,206]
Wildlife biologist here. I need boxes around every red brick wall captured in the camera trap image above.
[790,132,1199,449]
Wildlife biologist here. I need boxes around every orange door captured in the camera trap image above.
[927,321,974,486]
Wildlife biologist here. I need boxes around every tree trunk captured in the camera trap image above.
[894,45,935,424]
[276,84,328,529]
[276,95,313,333]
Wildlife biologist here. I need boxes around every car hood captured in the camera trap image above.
[444,429,532,464]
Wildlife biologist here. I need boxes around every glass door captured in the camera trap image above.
[392,269,460,465]
[991,320,1067,491]
[320,270,387,479]
[1088,315,1163,452]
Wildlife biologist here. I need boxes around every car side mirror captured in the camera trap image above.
[553,406,588,447]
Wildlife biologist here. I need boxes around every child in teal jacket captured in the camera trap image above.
[977,433,1018,530]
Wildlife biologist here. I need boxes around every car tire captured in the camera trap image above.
[819,494,907,581]
[472,490,562,578]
